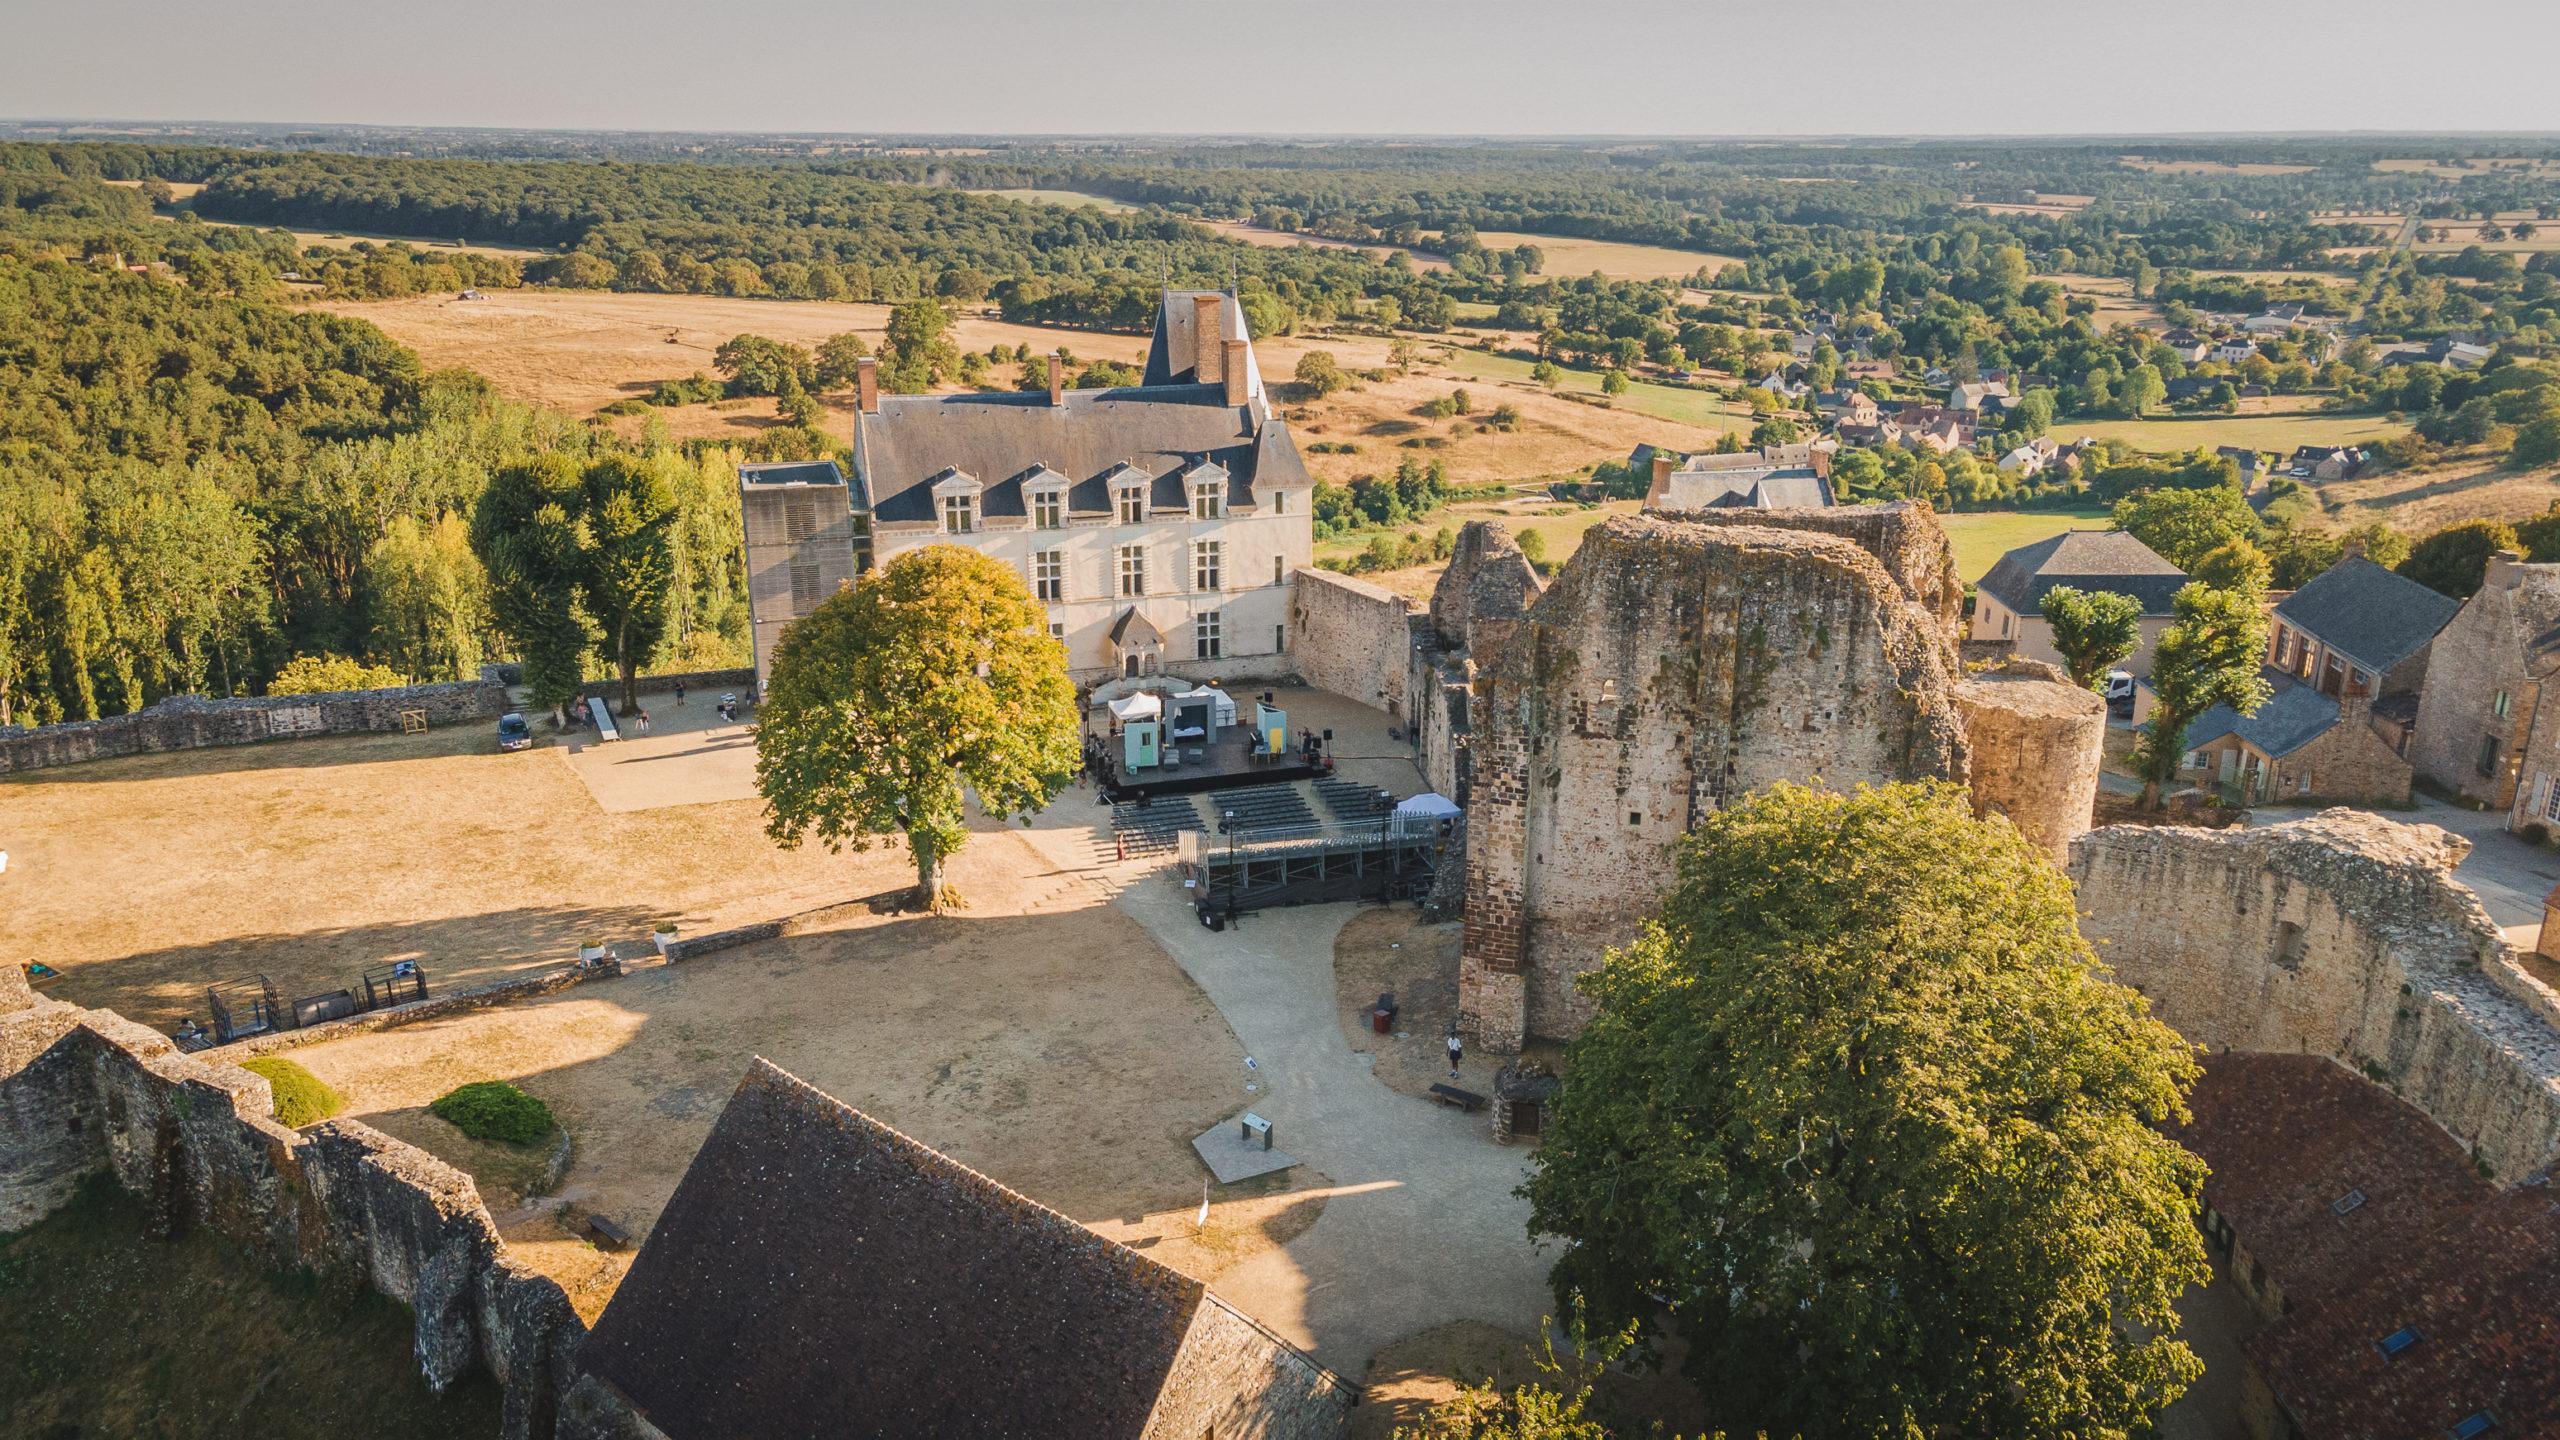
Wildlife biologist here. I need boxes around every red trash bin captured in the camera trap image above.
[1372,1007,1393,1035]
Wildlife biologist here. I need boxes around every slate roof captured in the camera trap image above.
[1977,530,2189,616]
[737,459,847,487]
[2275,556,2461,674]
[576,1060,1210,1439]
[1663,470,1835,509]
[2185,668,2341,760]
[2177,1053,2560,1439]
[853,387,1309,525]
[1142,289,1266,395]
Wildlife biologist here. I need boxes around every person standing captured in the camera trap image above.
[673,679,686,707]
[1445,1024,1463,1079]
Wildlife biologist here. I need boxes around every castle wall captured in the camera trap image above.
[1670,499,1963,636]
[2069,811,2560,1183]
[1460,517,1971,1049]
[0,680,509,775]
[1286,567,1416,719]
[1951,658,2105,862]
[0,993,583,1439]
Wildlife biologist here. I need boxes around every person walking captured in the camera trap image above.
[673,679,686,707]
[1445,1023,1463,1079]
[637,709,652,735]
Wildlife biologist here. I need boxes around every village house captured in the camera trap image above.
[2434,338,2495,369]
[1969,530,2188,677]
[1947,379,2011,415]
[2217,445,2271,490]
[2412,551,2560,820]
[2212,336,2262,365]
[2286,445,2366,483]
[2174,1053,2559,1440]
[562,1061,1355,1440]
[2161,329,2212,364]
[2241,301,2309,335]
[1642,445,1835,511]
[1996,436,2060,475]
[1890,402,1976,451]
[737,290,1314,691]
[1813,387,1881,426]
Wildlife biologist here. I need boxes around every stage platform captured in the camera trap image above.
[1099,729,1325,803]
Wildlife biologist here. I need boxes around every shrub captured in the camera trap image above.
[430,1081,556,1146]
[242,1057,342,1128]
[268,653,408,695]
[2525,822,2552,847]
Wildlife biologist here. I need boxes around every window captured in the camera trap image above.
[1032,491,1063,530]
[2542,774,2560,824]
[1273,554,1286,586]
[1192,539,1222,592]
[941,493,976,534]
[1195,609,1222,660]
[1272,489,1287,515]
[2276,921,2306,971]
[1192,479,1224,519]
[2479,733,2502,779]
[1048,620,1065,644]
[1274,624,1286,653]
[2375,1327,2422,1360]
[2452,1412,2499,1439]
[1117,544,1146,597]
[1032,548,1064,602]
[2495,689,2515,719]
[1117,489,1146,525]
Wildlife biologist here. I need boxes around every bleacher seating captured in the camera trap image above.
[1110,795,1205,857]
[1205,783,1319,836]
[1313,778,1398,822]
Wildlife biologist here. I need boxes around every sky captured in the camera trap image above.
[6,0,2560,139]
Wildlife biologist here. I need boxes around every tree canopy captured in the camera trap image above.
[1524,781,2207,1440]
[2132,582,2272,806]
[2038,585,2144,689]
[755,546,1079,908]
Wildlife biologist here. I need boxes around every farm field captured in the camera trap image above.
[1938,507,2112,583]
[968,185,1137,212]
[2412,212,2560,253]
[2374,157,2560,179]
[1199,219,1450,271]
[2122,157,2314,175]
[1472,230,1739,281]
[2050,273,2161,330]
[2311,458,2560,534]
[1434,345,1753,432]
[2064,409,2399,454]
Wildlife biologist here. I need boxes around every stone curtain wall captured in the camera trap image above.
[2069,810,2560,1183]
[1950,658,2106,862]
[0,989,583,1438]
[0,680,509,775]
[1460,517,1972,1050]
[1288,568,1417,720]
[1672,499,1965,636]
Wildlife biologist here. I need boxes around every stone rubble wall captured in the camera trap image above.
[1951,657,2106,862]
[1287,567,1418,721]
[0,680,509,775]
[2069,810,2560,1183]
[1460,516,1973,1049]
[1670,499,1964,638]
[0,987,583,1438]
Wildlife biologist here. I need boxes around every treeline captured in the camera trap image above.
[0,241,754,727]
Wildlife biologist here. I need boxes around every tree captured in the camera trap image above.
[2513,415,2560,468]
[713,334,815,398]
[1525,781,2207,1438]
[2112,485,2260,571]
[268,653,409,695]
[1750,416,1800,447]
[880,299,959,392]
[2400,518,2523,599]
[582,456,679,715]
[1294,350,1348,398]
[2191,536,2273,595]
[756,546,1078,909]
[1515,527,1549,571]
[1530,360,1563,388]
[2132,582,2272,808]
[813,332,872,391]
[2039,586,2144,689]
[1598,369,1628,396]
[471,454,592,720]
[363,513,488,683]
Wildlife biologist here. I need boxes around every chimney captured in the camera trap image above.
[855,356,878,414]
[2340,534,2367,562]
[1646,452,1675,509]
[1222,338,1249,406]
[2487,549,2528,593]
[1046,350,1065,407]
[1192,292,1223,385]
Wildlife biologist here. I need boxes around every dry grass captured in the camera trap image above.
[2312,459,2560,533]
[1474,231,1739,282]
[2122,158,2315,176]
[2051,273,2161,330]
[968,186,1137,212]
[2375,158,2560,179]
[1199,220,1451,271]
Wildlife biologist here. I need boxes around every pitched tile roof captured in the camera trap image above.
[1978,530,2188,616]
[737,459,847,487]
[2180,1054,2560,1439]
[576,1060,1210,1439]
[2184,668,2342,760]
[2274,557,2461,675]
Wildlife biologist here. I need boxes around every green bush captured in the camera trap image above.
[430,1081,555,1147]
[241,1057,342,1128]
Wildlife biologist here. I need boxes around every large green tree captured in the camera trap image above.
[362,512,489,682]
[2132,582,2272,807]
[2038,584,2144,690]
[581,456,679,714]
[470,454,592,718]
[1524,781,2208,1439]
[2399,517,2522,599]
[879,299,959,392]
[756,546,1078,908]
[2111,485,2260,571]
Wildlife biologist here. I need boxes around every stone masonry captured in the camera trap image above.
[1287,568,1417,721]
[0,679,509,775]
[2070,810,2560,1183]
[1458,514,1974,1049]
[1951,657,2106,862]
[1410,522,1545,803]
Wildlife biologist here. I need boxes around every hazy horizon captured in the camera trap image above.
[8,0,2560,139]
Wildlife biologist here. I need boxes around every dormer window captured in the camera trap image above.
[1192,478,1224,519]
[942,493,976,534]
[1117,489,1146,525]
[1033,491,1063,530]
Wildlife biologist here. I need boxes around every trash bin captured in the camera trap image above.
[1372,1006,1393,1035]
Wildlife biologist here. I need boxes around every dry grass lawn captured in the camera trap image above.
[2123,158,2315,176]
[281,828,1329,1320]
[1200,220,1451,271]
[0,723,914,1032]
[2312,459,2560,533]
[1473,231,1739,282]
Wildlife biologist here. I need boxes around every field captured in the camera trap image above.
[1473,231,1739,282]
[968,186,1138,212]
[2122,158,2315,176]
[2309,458,2560,534]
[1200,219,1451,271]
[2374,157,2560,179]
[307,289,1149,433]
[0,1175,500,1439]
[2065,409,2399,453]
[1939,508,2112,582]
[2051,272,2162,330]
[2412,211,2560,254]
[1435,345,1754,432]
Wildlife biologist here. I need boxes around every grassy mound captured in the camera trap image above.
[429,1081,555,1147]
[241,1057,342,1128]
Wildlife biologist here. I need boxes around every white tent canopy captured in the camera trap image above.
[1171,685,1238,727]
[1394,792,1462,819]
[1106,692,1162,723]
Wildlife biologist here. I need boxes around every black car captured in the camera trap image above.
[497,712,533,751]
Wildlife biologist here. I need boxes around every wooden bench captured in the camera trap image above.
[586,1213,632,1251]
[1428,1083,1487,1113]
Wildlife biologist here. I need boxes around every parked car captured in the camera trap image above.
[497,712,533,751]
